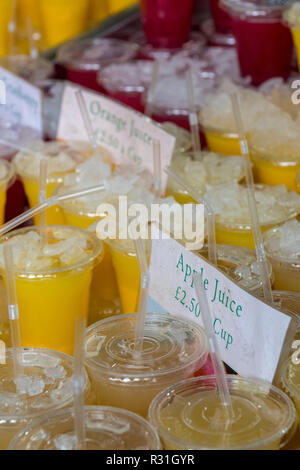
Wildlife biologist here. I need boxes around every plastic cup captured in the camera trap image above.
[194,244,274,298]
[210,0,232,34]
[263,221,300,294]
[0,348,91,450]
[55,38,138,93]
[221,0,293,86]
[204,128,241,156]
[250,135,300,192]
[149,375,297,450]
[98,60,154,113]
[0,160,15,225]
[89,0,110,27]
[0,226,103,355]
[140,0,195,48]
[284,4,300,74]
[0,55,54,86]
[39,0,89,49]
[13,141,94,225]
[8,405,161,450]
[280,357,300,424]
[85,313,208,418]
[57,195,120,325]
[108,0,137,14]
[0,0,13,56]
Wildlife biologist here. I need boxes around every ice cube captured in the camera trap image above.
[0,392,25,414]
[54,434,76,451]
[44,365,67,380]
[16,375,45,397]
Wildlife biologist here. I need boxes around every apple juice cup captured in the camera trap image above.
[85,313,208,418]
[263,219,300,294]
[0,348,91,450]
[13,141,95,225]
[8,406,161,450]
[149,375,297,450]
[0,226,103,355]
[0,160,15,225]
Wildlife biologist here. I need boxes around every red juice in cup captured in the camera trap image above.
[210,0,232,33]
[55,38,139,93]
[222,0,293,86]
[140,0,195,48]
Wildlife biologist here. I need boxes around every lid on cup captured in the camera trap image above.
[56,38,139,71]
[263,219,300,265]
[99,60,154,94]
[85,313,208,383]
[0,124,39,160]
[8,406,161,450]
[0,55,54,85]
[221,0,292,17]
[149,375,297,450]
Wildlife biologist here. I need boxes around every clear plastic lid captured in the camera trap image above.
[0,124,39,159]
[221,0,292,18]
[149,375,297,450]
[263,219,300,265]
[85,313,208,384]
[8,406,161,450]
[0,225,103,276]
[98,60,154,93]
[56,38,139,71]
[0,348,84,420]
[0,55,54,85]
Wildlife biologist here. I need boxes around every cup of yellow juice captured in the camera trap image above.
[39,0,89,49]
[166,151,245,204]
[89,0,110,27]
[149,375,297,450]
[263,219,300,294]
[8,405,161,450]
[13,140,95,225]
[85,313,208,418]
[205,183,300,250]
[0,226,103,355]
[0,348,91,450]
[0,0,13,56]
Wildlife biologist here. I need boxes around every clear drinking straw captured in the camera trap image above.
[230,94,273,305]
[134,237,150,354]
[38,159,48,246]
[72,317,86,450]
[185,68,202,161]
[165,167,217,266]
[153,139,162,200]
[75,89,97,148]
[145,61,160,118]
[193,272,234,420]
[3,245,24,382]
[0,183,107,237]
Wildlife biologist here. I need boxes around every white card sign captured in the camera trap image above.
[149,226,292,383]
[0,66,43,135]
[57,85,176,192]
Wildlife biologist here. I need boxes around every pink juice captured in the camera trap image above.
[222,0,293,86]
[140,0,195,48]
[210,0,232,33]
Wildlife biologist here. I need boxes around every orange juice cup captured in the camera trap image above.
[85,313,208,418]
[263,220,300,294]
[39,0,89,49]
[0,226,103,355]
[0,0,13,56]
[0,348,91,450]
[8,405,161,450]
[13,141,93,225]
[0,160,15,225]
[204,127,241,156]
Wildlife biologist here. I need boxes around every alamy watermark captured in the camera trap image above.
[0,80,6,105]
[95,197,205,251]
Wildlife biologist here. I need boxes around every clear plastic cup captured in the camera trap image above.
[203,127,241,156]
[56,38,139,92]
[39,0,89,49]
[149,375,297,450]
[0,0,13,56]
[0,55,54,86]
[85,313,208,418]
[0,347,91,450]
[89,0,110,27]
[13,140,95,225]
[280,357,300,424]
[0,160,15,225]
[194,244,274,298]
[140,0,194,48]
[263,220,300,294]
[0,226,103,355]
[221,0,293,86]
[8,406,161,450]
[98,60,153,113]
